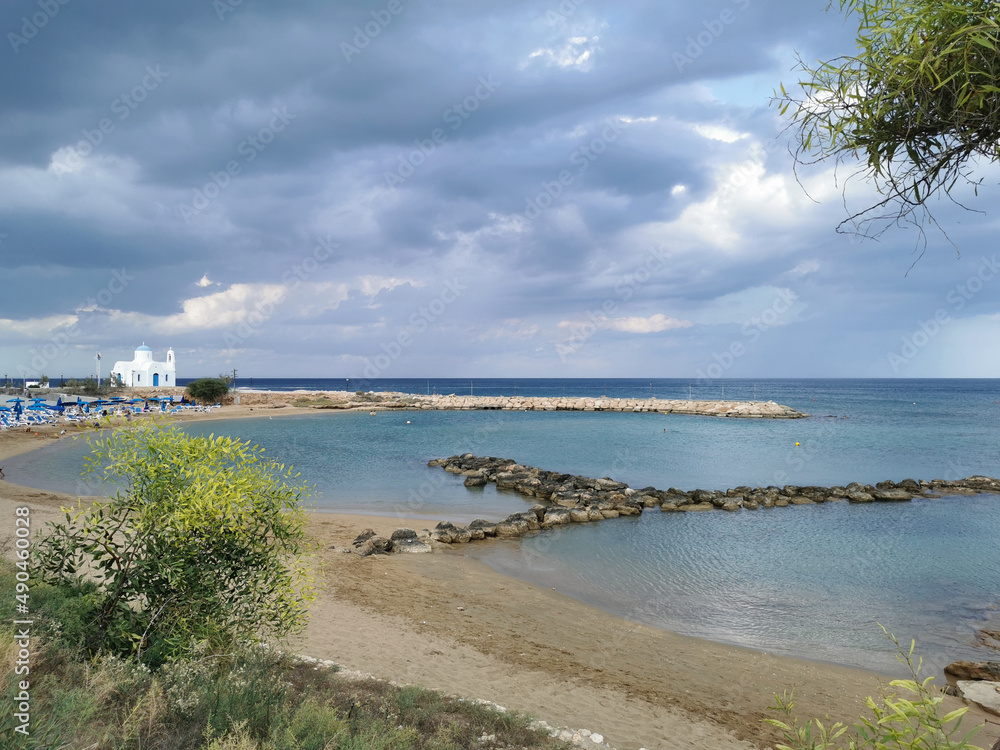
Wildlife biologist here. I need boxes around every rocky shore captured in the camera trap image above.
[347,454,1000,554]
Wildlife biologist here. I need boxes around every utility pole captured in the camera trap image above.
[232,368,237,391]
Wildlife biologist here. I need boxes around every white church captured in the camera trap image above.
[110,344,176,388]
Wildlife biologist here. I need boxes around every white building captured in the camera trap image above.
[110,344,176,388]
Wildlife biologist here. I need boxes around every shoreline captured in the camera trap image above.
[2,410,997,749]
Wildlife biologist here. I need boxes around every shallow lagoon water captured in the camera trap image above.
[8,379,1000,674]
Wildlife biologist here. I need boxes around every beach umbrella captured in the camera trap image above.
[6,397,24,404]
[129,398,145,404]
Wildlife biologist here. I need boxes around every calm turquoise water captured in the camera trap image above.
[7,379,1000,674]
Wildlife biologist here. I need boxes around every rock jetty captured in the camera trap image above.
[403,394,806,418]
[401,455,999,548]
[350,455,1000,556]
[285,390,807,418]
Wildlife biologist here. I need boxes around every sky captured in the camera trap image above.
[1,0,999,381]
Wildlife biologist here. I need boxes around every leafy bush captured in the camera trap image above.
[186,378,231,402]
[766,629,983,750]
[31,425,316,664]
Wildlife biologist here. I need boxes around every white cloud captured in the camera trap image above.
[523,36,600,70]
[111,283,288,333]
[0,315,78,338]
[789,259,820,276]
[693,124,749,144]
[102,275,418,335]
[607,314,692,333]
[196,274,216,287]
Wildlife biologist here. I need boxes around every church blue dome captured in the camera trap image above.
[135,345,152,352]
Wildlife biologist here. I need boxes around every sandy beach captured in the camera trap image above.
[2,407,997,750]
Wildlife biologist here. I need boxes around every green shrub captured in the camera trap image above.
[31,425,315,665]
[766,629,983,750]
[186,378,231,402]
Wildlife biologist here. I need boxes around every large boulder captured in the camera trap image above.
[431,521,470,543]
[356,536,393,556]
[680,502,715,512]
[468,518,498,537]
[495,518,530,538]
[353,528,377,546]
[847,491,874,503]
[390,528,431,554]
[871,489,912,502]
[541,508,572,527]
[464,474,488,487]
[956,681,1000,715]
[945,661,1000,682]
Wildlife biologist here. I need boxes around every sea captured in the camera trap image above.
[7,378,1000,676]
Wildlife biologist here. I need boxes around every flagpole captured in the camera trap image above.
[96,353,101,387]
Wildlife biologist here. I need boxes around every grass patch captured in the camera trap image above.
[2,557,574,750]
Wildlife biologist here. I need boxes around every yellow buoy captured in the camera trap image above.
[795,442,800,446]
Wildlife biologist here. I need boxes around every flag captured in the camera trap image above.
[96,352,101,360]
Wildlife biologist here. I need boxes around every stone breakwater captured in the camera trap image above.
[401,394,807,418]
[267,389,808,418]
[348,454,1000,554]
